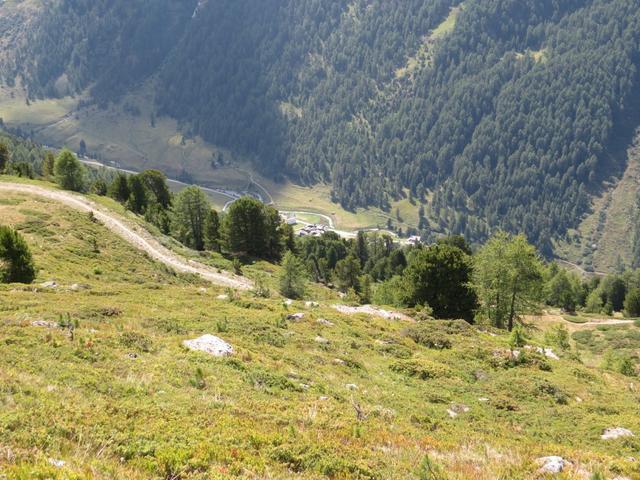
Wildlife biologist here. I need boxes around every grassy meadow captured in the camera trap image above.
[0,184,639,479]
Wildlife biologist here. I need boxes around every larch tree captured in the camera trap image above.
[473,231,543,331]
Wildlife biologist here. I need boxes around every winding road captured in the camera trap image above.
[0,182,252,290]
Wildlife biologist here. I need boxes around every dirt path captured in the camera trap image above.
[528,312,634,331]
[0,182,251,290]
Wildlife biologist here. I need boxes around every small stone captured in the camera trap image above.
[127,353,138,359]
[31,320,57,328]
[345,383,358,390]
[287,313,305,321]
[305,301,320,308]
[314,336,329,344]
[319,396,329,401]
[575,396,583,403]
[70,283,90,291]
[48,459,66,468]
[537,456,569,474]
[478,397,489,402]
[183,334,234,357]
[333,358,346,365]
[284,299,293,306]
[198,288,208,294]
[216,294,229,300]
[316,318,334,327]
[601,427,634,440]
[41,281,58,289]
[299,383,310,390]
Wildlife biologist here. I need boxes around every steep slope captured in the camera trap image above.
[1,183,640,478]
[3,0,640,257]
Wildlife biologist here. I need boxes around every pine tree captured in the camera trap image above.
[53,149,85,192]
[0,225,36,284]
[279,251,306,299]
[171,186,210,251]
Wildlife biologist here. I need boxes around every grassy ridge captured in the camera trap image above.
[1,186,639,479]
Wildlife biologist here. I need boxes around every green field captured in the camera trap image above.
[0,182,639,478]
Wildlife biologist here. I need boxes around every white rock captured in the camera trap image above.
[31,320,57,328]
[319,396,329,401]
[316,318,334,327]
[536,456,569,474]
[287,313,305,321]
[478,397,489,402]
[70,283,89,291]
[575,396,583,403]
[183,335,234,357]
[448,404,470,418]
[216,294,229,300]
[299,383,310,390]
[314,336,329,344]
[40,281,58,289]
[198,288,208,294]
[535,346,560,360]
[48,459,66,468]
[333,358,346,365]
[345,383,358,390]
[305,301,320,308]
[284,299,293,306]
[601,428,634,440]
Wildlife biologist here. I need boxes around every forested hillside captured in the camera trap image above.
[3,0,640,253]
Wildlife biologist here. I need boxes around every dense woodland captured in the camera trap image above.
[4,0,640,253]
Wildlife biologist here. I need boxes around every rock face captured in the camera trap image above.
[601,428,634,440]
[537,456,570,474]
[183,335,233,357]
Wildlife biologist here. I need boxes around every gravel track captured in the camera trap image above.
[0,182,251,290]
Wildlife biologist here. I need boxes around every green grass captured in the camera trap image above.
[1,184,640,478]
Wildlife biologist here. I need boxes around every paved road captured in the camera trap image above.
[0,182,252,290]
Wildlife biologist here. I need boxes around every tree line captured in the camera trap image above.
[4,140,640,334]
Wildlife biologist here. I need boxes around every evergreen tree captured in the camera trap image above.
[171,186,210,251]
[624,288,640,317]
[0,143,9,173]
[335,254,361,292]
[0,225,36,284]
[473,232,543,330]
[42,151,55,179]
[546,270,577,312]
[126,175,148,214]
[402,243,477,322]
[279,250,306,299]
[53,149,85,192]
[204,209,221,252]
[108,173,131,203]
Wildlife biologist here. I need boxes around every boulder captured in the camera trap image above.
[183,335,234,357]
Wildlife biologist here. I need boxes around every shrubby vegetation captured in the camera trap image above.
[0,225,36,284]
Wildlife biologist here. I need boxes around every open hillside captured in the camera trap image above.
[2,0,640,264]
[1,177,640,478]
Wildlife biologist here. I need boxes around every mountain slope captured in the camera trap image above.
[1,180,640,478]
[2,0,640,257]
